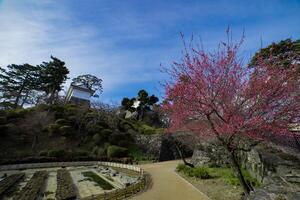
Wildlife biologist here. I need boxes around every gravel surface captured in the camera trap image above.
[131,160,210,200]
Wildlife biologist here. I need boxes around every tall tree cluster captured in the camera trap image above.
[0,56,69,109]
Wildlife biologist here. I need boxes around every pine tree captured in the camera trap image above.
[39,56,69,104]
[0,64,40,108]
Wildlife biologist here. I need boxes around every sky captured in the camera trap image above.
[0,0,299,104]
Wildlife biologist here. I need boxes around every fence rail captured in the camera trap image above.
[81,172,150,200]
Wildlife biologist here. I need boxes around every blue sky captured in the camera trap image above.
[0,0,299,104]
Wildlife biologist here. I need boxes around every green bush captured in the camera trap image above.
[176,164,211,179]
[6,109,29,119]
[205,167,260,187]
[48,149,66,157]
[128,146,153,161]
[92,133,101,144]
[4,123,20,135]
[70,150,89,157]
[0,116,7,124]
[92,146,106,156]
[39,150,48,156]
[0,124,8,135]
[55,119,69,125]
[87,125,103,135]
[59,126,73,136]
[92,129,112,144]
[107,145,128,158]
[47,124,60,136]
[101,129,113,136]
[193,167,210,179]
[139,124,157,135]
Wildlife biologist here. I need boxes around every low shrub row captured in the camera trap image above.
[176,164,211,179]
[13,171,48,200]
[56,169,76,200]
[0,173,25,196]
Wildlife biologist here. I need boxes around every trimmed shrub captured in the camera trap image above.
[92,147,106,157]
[39,151,48,157]
[6,109,29,120]
[107,145,128,158]
[70,150,89,157]
[0,125,8,136]
[101,129,113,137]
[87,125,103,135]
[109,132,133,147]
[4,123,20,135]
[48,149,66,158]
[0,116,7,124]
[92,134,101,144]
[127,128,137,135]
[128,146,153,161]
[47,124,60,136]
[55,119,69,125]
[139,124,157,135]
[176,164,211,179]
[193,167,210,179]
[59,126,73,136]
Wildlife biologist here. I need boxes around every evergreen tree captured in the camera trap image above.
[121,90,159,120]
[0,64,40,108]
[72,74,103,93]
[39,56,69,104]
[136,90,159,120]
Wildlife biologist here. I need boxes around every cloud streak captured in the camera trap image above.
[0,0,299,103]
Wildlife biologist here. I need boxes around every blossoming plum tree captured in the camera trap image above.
[163,32,300,194]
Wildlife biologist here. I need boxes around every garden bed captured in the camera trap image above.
[0,173,25,196]
[13,170,48,200]
[56,169,77,200]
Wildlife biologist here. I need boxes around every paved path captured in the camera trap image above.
[131,160,210,200]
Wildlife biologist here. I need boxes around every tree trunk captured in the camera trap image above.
[228,149,252,195]
[175,141,194,168]
[20,90,30,108]
[14,86,25,109]
[293,132,300,152]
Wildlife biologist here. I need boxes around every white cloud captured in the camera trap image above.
[0,0,167,100]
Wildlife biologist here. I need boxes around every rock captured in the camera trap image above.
[191,140,230,167]
[133,133,194,161]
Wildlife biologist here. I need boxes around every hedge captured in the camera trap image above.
[107,145,128,158]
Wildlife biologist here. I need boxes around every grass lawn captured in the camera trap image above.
[82,171,114,190]
[176,164,260,200]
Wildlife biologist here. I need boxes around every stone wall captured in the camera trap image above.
[243,146,300,200]
[191,141,231,167]
[191,142,300,200]
[133,132,195,161]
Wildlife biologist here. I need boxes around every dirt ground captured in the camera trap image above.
[131,160,210,200]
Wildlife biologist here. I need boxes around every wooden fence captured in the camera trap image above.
[81,172,151,200]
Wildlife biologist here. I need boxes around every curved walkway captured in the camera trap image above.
[131,160,210,200]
